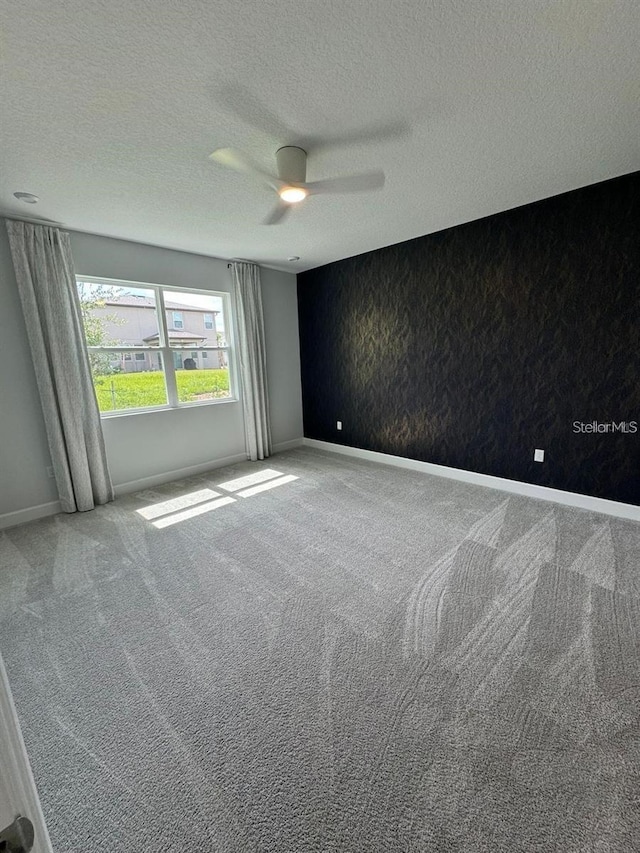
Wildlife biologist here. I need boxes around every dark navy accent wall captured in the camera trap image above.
[297,172,640,505]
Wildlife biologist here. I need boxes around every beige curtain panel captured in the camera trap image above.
[231,262,272,461]
[6,220,114,512]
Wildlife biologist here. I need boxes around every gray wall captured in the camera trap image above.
[0,224,303,520]
[0,225,59,515]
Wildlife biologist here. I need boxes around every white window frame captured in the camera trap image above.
[172,310,184,330]
[76,276,238,417]
[203,313,214,330]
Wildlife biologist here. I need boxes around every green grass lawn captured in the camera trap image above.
[93,369,230,412]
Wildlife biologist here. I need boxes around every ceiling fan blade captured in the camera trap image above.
[263,200,292,226]
[308,120,411,152]
[305,170,385,195]
[211,84,295,141]
[210,83,411,153]
[209,148,283,190]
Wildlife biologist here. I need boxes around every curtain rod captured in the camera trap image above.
[227,259,255,268]
[2,213,65,228]
[2,215,254,268]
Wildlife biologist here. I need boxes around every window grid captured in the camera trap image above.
[77,277,236,417]
[157,290,178,407]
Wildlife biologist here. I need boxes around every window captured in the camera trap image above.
[204,313,214,330]
[76,278,234,415]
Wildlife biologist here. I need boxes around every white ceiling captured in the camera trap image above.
[1,0,639,273]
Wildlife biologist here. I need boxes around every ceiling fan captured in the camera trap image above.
[209,145,385,225]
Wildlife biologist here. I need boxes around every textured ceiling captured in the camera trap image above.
[1,0,639,272]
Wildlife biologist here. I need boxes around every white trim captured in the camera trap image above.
[0,656,54,853]
[156,287,179,407]
[272,438,304,453]
[100,397,239,419]
[114,452,248,496]
[303,439,640,521]
[0,501,62,530]
[75,274,231,299]
[0,443,304,529]
[222,288,241,420]
[116,440,303,494]
[76,275,238,413]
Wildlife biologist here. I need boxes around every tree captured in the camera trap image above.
[77,282,125,376]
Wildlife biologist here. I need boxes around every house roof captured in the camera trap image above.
[104,296,219,313]
[143,331,208,342]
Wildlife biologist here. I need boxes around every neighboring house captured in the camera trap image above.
[89,294,227,371]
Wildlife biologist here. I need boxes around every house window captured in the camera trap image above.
[76,277,234,415]
[204,313,214,330]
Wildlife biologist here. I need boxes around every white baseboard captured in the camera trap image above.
[273,438,304,453]
[7,438,631,528]
[303,438,640,522]
[0,442,306,529]
[114,452,249,496]
[0,500,62,531]
[115,439,304,495]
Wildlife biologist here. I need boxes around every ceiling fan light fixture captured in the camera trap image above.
[279,186,307,204]
[209,144,383,225]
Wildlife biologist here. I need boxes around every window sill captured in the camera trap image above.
[99,397,240,419]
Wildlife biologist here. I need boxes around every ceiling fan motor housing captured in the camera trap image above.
[276,146,307,183]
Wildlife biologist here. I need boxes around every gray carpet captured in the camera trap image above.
[1,448,640,852]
